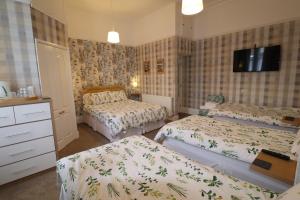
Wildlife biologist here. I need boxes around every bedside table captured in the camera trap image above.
[250,152,297,185]
[129,93,141,101]
[282,116,300,127]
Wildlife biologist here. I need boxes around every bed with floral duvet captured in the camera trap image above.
[208,103,300,128]
[155,115,297,164]
[82,90,168,141]
[84,99,167,137]
[57,135,279,200]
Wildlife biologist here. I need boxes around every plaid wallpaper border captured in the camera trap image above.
[182,19,300,109]
[31,7,67,47]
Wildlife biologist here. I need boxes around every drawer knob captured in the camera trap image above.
[9,149,34,157]
[23,111,46,116]
[6,131,31,138]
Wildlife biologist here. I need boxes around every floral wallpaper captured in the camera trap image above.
[68,38,138,116]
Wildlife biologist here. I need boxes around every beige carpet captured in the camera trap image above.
[0,123,159,200]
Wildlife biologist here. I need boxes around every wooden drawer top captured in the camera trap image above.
[0,97,51,108]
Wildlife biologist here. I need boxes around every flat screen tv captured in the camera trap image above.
[233,45,281,72]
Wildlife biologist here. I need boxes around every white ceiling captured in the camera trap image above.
[65,0,227,20]
[65,0,175,19]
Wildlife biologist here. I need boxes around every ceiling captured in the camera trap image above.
[65,0,227,20]
[65,0,174,19]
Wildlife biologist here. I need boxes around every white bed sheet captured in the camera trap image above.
[162,137,291,193]
[213,116,299,133]
[83,112,165,141]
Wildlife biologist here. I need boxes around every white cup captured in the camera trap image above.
[27,86,35,97]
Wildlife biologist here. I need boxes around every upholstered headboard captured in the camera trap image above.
[81,85,124,95]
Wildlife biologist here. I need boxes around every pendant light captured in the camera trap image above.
[107,0,120,43]
[182,0,204,15]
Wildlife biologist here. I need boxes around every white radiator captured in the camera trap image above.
[142,94,173,116]
[295,156,300,184]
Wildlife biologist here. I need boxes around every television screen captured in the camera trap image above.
[233,45,281,72]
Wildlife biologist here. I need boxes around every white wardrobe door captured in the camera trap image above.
[36,42,78,151]
[37,44,64,114]
[54,47,78,150]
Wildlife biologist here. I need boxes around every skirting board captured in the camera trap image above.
[57,130,79,151]
[180,107,199,115]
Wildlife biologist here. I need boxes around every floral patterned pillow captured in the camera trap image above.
[109,90,127,102]
[82,93,92,105]
[90,92,112,105]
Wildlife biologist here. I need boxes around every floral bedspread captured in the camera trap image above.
[57,136,277,200]
[208,103,300,128]
[84,100,167,136]
[155,115,296,163]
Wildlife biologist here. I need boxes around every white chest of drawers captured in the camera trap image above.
[0,98,57,185]
[0,107,15,127]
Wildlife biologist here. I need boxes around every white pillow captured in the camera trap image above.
[201,102,218,109]
[109,90,127,102]
[276,183,300,200]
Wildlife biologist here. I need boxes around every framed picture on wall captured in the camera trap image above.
[157,58,165,74]
[143,61,150,74]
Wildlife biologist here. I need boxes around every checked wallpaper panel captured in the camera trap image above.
[182,19,300,109]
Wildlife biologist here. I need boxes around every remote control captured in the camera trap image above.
[262,149,290,161]
[253,158,272,170]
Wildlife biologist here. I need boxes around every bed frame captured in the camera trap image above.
[81,85,125,95]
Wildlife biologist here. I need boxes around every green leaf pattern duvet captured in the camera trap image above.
[57,136,277,200]
[84,100,168,136]
[155,115,296,163]
[208,103,300,128]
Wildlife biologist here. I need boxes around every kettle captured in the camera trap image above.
[0,81,11,99]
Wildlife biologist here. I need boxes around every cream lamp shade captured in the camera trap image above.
[107,30,120,44]
[182,0,204,15]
